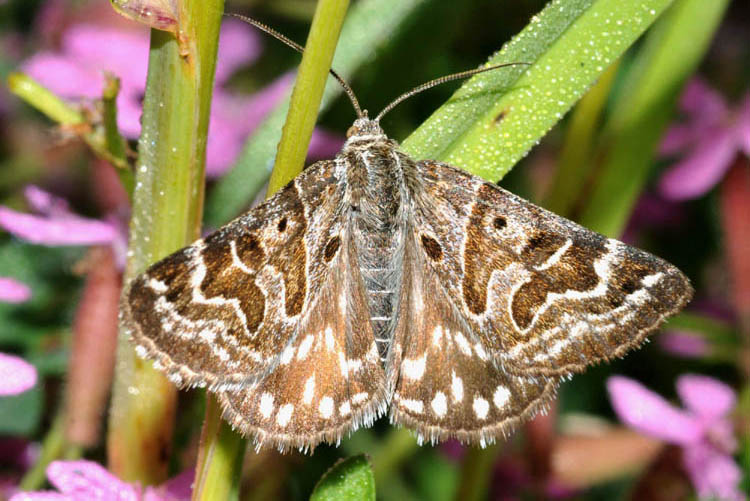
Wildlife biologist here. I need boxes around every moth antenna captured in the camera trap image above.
[374,62,530,122]
[227,13,364,118]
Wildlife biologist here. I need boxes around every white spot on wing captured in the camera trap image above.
[401,353,427,380]
[303,375,315,405]
[280,345,295,364]
[215,347,230,362]
[276,403,293,427]
[474,342,488,361]
[347,358,362,374]
[401,398,424,414]
[415,293,424,313]
[473,396,489,420]
[339,401,351,416]
[146,278,168,293]
[325,326,335,351]
[297,334,314,360]
[432,326,443,347]
[199,328,216,343]
[319,396,334,419]
[454,331,472,356]
[339,352,349,378]
[451,372,464,402]
[627,288,650,306]
[367,342,379,362]
[259,393,274,419]
[431,392,447,418]
[642,272,663,287]
[352,392,368,404]
[493,385,511,409]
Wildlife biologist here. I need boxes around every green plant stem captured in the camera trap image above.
[192,396,245,501]
[267,0,350,194]
[107,0,224,484]
[18,412,82,490]
[7,72,134,193]
[192,1,349,498]
[454,444,502,501]
[579,0,729,237]
[101,74,134,195]
[370,428,418,483]
[7,72,83,125]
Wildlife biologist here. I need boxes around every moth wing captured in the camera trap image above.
[217,232,387,452]
[409,160,692,377]
[124,159,347,390]
[388,233,559,445]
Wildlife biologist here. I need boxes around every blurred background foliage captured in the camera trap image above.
[0,0,748,499]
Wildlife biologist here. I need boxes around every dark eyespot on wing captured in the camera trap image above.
[420,234,443,261]
[324,235,341,262]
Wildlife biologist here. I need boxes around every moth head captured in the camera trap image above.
[346,116,386,139]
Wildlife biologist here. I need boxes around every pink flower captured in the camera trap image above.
[608,375,742,500]
[0,277,31,303]
[0,186,120,247]
[0,185,128,265]
[0,277,37,396]
[620,191,686,245]
[0,353,37,397]
[658,300,735,360]
[9,460,193,501]
[23,24,150,137]
[658,79,750,200]
[22,19,343,178]
[0,185,130,271]
[658,330,710,358]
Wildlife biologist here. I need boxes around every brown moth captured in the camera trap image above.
[123,22,692,453]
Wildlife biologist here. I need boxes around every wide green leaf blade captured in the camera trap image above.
[310,455,376,501]
[402,0,674,182]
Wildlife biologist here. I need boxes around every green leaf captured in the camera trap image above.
[26,347,69,377]
[0,384,42,436]
[0,243,81,349]
[402,0,675,181]
[413,452,459,501]
[310,455,376,501]
[664,312,735,344]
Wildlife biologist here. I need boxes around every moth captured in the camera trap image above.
[123,20,693,453]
